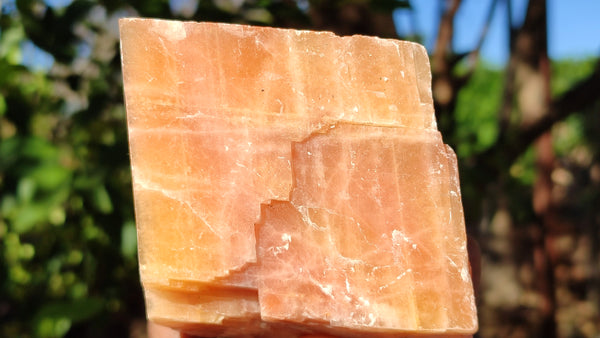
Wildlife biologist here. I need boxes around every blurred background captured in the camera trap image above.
[0,0,598,337]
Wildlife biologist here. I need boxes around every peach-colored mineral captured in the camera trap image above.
[120,18,477,337]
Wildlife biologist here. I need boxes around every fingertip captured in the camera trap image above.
[147,322,185,338]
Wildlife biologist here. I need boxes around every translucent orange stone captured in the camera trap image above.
[120,18,477,337]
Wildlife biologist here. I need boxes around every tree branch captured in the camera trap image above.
[432,0,461,76]
[464,0,500,75]
[513,59,600,154]
[432,0,461,133]
[481,57,600,168]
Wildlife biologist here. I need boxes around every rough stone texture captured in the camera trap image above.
[120,18,477,337]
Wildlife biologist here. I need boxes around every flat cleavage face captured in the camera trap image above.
[256,124,476,334]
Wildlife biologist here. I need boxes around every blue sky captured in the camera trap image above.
[13,0,600,70]
[396,0,600,65]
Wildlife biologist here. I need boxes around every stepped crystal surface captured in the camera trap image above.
[120,18,477,337]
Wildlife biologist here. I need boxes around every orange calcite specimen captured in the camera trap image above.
[120,18,477,337]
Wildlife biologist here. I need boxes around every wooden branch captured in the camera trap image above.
[474,56,600,182]
[433,0,497,116]
[513,59,600,154]
[432,0,461,126]
[465,0,500,73]
[497,0,518,143]
[432,0,461,75]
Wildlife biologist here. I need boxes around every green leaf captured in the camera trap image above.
[4,232,21,264]
[73,174,102,190]
[0,25,24,64]
[0,221,7,238]
[69,282,88,299]
[48,206,66,225]
[17,177,36,203]
[244,8,274,24]
[28,164,71,191]
[9,264,31,284]
[0,94,6,116]
[510,146,536,186]
[66,249,83,265]
[0,137,20,171]
[20,137,60,162]
[92,185,113,214]
[34,298,104,326]
[1,195,17,216]
[36,317,71,338]
[120,221,137,259]
[553,114,585,156]
[12,203,47,233]
[19,243,35,260]
[476,122,499,150]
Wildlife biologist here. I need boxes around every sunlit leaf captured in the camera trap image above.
[553,114,585,156]
[28,164,71,191]
[477,122,499,150]
[0,222,7,238]
[0,94,6,116]
[92,185,113,214]
[12,203,47,233]
[4,232,21,264]
[20,137,60,161]
[244,8,274,24]
[48,207,66,225]
[120,221,137,259]
[9,265,31,284]
[66,249,83,265]
[16,177,36,203]
[19,243,35,260]
[1,196,17,216]
[69,282,88,299]
[510,146,536,186]
[0,25,25,65]
[36,317,71,338]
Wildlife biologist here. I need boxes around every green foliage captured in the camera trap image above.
[550,59,598,156]
[551,59,597,97]
[451,58,598,230]
[33,298,104,337]
[16,0,96,63]
[1,2,140,336]
[509,145,536,186]
[549,59,600,233]
[453,64,503,158]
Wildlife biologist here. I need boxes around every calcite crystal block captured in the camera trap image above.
[120,18,477,337]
